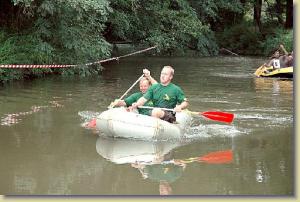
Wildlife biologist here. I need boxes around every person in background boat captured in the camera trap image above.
[265,50,281,69]
[265,44,293,69]
[285,51,294,67]
[110,69,157,115]
[131,66,189,123]
[278,44,294,68]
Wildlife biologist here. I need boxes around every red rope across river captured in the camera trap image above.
[0,46,157,69]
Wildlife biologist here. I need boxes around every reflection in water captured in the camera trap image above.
[135,163,185,195]
[0,100,64,126]
[255,161,270,183]
[96,136,183,165]
[254,78,293,94]
[254,78,293,108]
[96,136,233,195]
[14,173,37,194]
[96,136,186,195]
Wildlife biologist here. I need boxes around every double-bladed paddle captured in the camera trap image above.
[138,106,234,124]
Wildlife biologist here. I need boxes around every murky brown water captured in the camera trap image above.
[0,56,293,195]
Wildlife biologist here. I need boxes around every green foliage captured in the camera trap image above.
[0,29,53,82]
[1,0,112,82]
[188,0,243,23]
[34,0,112,64]
[261,28,293,56]
[12,0,34,6]
[216,21,264,55]
[109,0,219,56]
[0,0,295,82]
[0,30,53,64]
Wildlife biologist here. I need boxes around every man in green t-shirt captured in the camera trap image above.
[131,66,189,123]
[111,69,157,115]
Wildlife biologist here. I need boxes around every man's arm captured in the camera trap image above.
[132,97,148,109]
[280,44,289,55]
[109,99,127,108]
[146,74,157,84]
[143,69,157,84]
[266,59,273,67]
[174,100,189,112]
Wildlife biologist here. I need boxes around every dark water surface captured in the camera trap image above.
[0,56,293,195]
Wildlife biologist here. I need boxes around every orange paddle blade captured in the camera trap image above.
[86,118,96,128]
[198,150,233,164]
[201,111,234,124]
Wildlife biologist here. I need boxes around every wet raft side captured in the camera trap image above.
[96,108,192,140]
[254,66,293,78]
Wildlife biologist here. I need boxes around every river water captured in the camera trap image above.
[0,56,294,196]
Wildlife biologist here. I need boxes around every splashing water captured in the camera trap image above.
[78,111,102,128]
[184,123,242,140]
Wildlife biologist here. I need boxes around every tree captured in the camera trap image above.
[107,0,219,55]
[0,0,113,81]
[0,0,112,65]
[188,0,243,31]
[253,0,262,32]
[285,0,293,28]
[275,0,284,24]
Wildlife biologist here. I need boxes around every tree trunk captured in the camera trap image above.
[253,0,262,33]
[275,0,284,25]
[285,0,293,28]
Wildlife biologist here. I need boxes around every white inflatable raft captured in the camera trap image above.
[96,108,192,140]
[96,136,183,164]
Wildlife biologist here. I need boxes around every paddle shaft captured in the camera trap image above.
[138,106,175,112]
[119,74,145,100]
[139,106,218,115]
[88,74,144,127]
[138,106,234,124]
[108,74,144,108]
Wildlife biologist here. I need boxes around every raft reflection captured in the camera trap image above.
[96,136,183,165]
[254,78,293,94]
[96,136,186,195]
